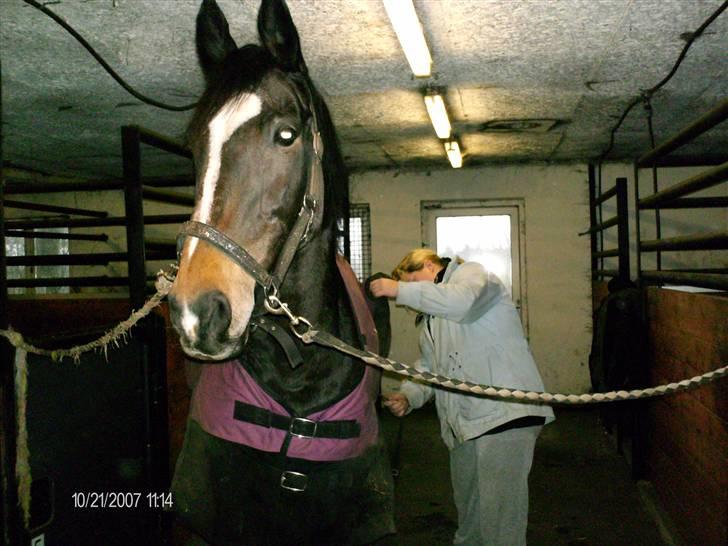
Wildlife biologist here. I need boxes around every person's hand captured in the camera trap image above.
[382,393,409,417]
[370,278,399,299]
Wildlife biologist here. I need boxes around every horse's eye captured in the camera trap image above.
[275,127,298,146]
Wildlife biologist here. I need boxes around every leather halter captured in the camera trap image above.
[176,87,325,306]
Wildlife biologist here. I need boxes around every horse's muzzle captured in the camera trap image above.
[169,290,242,361]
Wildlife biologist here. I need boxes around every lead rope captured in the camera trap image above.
[265,294,728,404]
[1,264,726,527]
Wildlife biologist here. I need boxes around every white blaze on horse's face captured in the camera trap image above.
[172,92,264,361]
[186,93,262,258]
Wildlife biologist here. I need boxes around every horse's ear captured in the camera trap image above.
[196,0,238,82]
[257,0,307,73]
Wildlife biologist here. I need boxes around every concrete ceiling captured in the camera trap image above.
[2,0,727,180]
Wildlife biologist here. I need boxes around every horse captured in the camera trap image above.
[167,0,394,544]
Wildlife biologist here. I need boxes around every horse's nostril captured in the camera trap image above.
[193,290,232,344]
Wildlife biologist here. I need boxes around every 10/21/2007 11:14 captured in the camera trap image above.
[71,491,173,509]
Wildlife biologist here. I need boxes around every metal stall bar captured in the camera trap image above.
[583,215,619,234]
[583,175,630,281]
[141,175,195,188]
[640,231,728,252]
[122,126,146,309]
[588,165,598,280]
[8,276,130,288]
[6,249,175,267]
[4,214,188,230]
[121,127,158,539]
[142,187,195,207]
[2,200,107,218]
[638,161,728,209]
[135,126,192,159]
[4,179,125,194]
[5,176,196,193]
[640,196,728,209]
[122,126,185,539]
[641,271,728,291]
[591,183,617,206]
[7,273,160,289]
[637,99,728,168]
[4,230,109,242]
[615,178,630,281]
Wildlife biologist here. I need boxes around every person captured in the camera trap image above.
[370,249,554,546]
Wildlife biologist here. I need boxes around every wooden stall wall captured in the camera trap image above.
[644,287,727,545]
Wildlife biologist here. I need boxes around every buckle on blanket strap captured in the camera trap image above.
[280,470,308,492]
[233,401,361,440]
[289,417,317,438]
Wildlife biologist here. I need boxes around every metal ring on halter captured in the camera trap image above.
[263,290,284,315]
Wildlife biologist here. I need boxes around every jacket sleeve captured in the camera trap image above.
[398,358,434,412]
[396,262,503,323]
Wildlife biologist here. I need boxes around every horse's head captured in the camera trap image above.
[169,0,336,361]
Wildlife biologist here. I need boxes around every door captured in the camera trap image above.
[422,200,528,335]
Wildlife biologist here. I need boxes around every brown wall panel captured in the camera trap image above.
[646,287,728,545]
[650,332,727,416]
[648,397,727,493]
[648,444,726,546]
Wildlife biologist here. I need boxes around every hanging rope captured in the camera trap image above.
[14,348,30,529]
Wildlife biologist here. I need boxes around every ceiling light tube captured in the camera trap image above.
[445,140,463,169]
[382,0,432,77]
[424,93,452,139]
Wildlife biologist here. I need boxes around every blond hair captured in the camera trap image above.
[391,248,447,280]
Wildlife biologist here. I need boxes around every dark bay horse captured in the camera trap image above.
[168,0,393,544]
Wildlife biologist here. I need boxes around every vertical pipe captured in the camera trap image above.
[616,177,630,281]
[588,164,598,280]
[0,57,21,546]
[342,179,351,261]
[634,163,642,282]
[651,165,661,271]
[122,126,146,310]
[597,163,604,278]
[121,126,156,540]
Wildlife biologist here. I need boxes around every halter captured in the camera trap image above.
[176,82,325,313]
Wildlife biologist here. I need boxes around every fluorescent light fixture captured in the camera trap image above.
[424,93,452,139]
[444,140,463,169]
[382,0,432,77]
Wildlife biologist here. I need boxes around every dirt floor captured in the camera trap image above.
[377,405,672,545]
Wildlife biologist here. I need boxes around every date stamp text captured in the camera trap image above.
[71,491,173,510]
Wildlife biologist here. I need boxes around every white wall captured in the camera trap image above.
[351,163,594,394]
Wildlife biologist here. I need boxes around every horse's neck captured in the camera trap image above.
[245,231,363,416]
[279,231,344,330]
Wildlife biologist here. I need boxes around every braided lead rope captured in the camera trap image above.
[300,329,728,405]
[0,266,177,363]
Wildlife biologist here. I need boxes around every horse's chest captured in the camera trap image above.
[189,360,378,461]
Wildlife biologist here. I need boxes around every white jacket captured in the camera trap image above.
[397,260,555,448]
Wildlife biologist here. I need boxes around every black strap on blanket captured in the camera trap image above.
[233,401,361,440]
[251,316,304,369]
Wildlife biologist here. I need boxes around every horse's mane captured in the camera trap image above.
[308,80,349,240]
